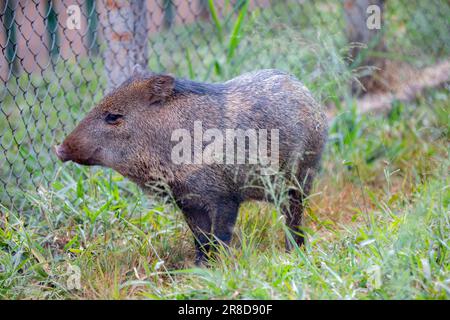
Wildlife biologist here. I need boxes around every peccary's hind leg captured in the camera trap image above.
[180,202,212,266]
[283,169,315,251]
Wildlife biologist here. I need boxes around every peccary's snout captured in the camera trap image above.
[54,127,105,166]
[54,144,70,162]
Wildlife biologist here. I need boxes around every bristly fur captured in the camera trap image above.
[174,78,227,96]
[57,69,328,265]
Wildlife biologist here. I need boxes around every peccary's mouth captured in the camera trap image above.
[54,145,102,166]
[74,156,101,166]
[72,147,102,166]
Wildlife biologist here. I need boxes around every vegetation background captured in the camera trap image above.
[0,0,449,299]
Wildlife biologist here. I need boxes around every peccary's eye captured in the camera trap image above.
[105,113,123,125]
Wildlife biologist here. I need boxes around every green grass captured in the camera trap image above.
[0,87,448,299]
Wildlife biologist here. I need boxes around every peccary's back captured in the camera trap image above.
[167,69,327,200]
[175,69,327,142]
[223,69,327,164]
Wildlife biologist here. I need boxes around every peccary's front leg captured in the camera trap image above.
[179,196,240,265]
[180,202,212,266]
[211,199,240,252]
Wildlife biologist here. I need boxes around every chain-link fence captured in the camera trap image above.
[1,0,449,211]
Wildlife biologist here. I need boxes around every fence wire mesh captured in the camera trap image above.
[1,0,449,211]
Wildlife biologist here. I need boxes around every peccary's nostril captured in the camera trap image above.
[54,144,69,162]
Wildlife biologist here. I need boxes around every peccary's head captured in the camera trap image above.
[54,72,175,179]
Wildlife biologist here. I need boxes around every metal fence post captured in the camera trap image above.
[101,0,148,91]
[344,0,387,95]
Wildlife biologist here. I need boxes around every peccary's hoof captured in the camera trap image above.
[194,258,209,268]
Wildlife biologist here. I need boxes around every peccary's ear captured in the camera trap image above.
[145,74,175,103]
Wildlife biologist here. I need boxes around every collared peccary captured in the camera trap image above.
[55,68,328,265]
